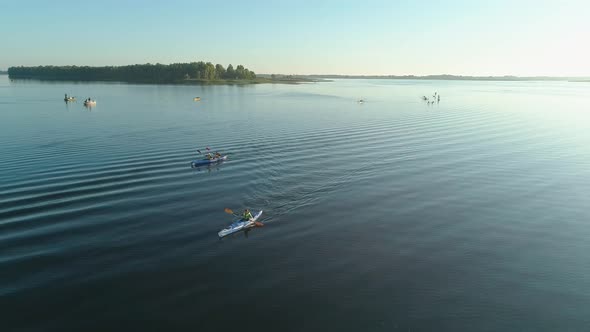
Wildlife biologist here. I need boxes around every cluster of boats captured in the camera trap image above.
[64,94,96,106]
[190,147,263,238]
[422,92,440,105]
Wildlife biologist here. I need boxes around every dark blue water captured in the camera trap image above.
[1,75,590,331]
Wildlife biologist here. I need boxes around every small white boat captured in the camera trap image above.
[84,99,96,106]
[193,97,201,101]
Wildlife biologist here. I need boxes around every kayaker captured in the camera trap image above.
[215,152,221,158]
[206,153,213,159]
[242,209,253,221]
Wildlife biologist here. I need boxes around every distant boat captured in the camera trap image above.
[358,99,365,103]
[84,99,96,106]
[193,97,201,101]
[64,94,76,102]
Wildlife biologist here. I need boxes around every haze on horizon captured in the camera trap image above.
[1,0,589,77]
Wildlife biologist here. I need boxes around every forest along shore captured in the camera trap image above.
[7,63,320,85]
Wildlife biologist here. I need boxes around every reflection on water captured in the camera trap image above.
[190,161,226,173]
[1,75,590,331]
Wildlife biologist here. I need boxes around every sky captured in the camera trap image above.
[1,0,589,76]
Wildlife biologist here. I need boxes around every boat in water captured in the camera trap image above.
[191,155,227,167]
[218,210,263,238]
[83,99,96,106]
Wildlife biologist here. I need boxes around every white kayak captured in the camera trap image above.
[218,210,263,238]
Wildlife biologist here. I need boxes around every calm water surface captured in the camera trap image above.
[1,75,590,331]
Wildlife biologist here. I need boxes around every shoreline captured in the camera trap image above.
[4,73,587,84]
[5,75,324,85]
[309,74,590,82]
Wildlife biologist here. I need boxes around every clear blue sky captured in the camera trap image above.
[1,0,588,76]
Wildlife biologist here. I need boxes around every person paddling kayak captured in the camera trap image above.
[242,209,253,221]
[219,208,264,237]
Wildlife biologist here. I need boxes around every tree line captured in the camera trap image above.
[8,62,256,83]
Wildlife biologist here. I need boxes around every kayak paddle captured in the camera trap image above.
[224,208,264,227]
[224,207,237,216]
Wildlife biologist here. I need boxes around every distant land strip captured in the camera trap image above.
[310,74,590,81]
[6,66,588,83]
[7,63,317,84]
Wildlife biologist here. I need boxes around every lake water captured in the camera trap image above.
[1,75,590,331]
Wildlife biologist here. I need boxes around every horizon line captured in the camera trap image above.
[2,68,589,80]
[2,64,590,78]
[264,73,590,78]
